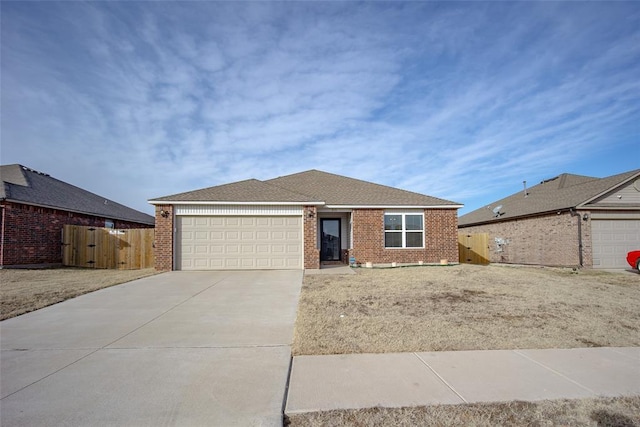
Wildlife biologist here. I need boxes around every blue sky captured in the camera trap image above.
[2,2,639,216]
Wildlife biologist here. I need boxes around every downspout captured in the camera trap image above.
[569,209,583,267]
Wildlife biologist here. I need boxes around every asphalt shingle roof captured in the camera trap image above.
[150,179,321,203]
[1,164,154,225]
[266,170,460,206]
[459,169,640,226]
[151,169,461,207]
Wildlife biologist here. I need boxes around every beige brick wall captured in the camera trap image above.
[459,211,592,267]
[350,208,459,265]
[154,205,174,271]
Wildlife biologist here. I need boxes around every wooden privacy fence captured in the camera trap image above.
[62,225,154,269]
[458,233,490,265]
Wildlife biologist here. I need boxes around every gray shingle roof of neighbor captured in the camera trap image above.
[1,164,155,225]
[150,169,462,207]
[458,168,640,227]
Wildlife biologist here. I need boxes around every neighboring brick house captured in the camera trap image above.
[458,169,640,269]
[1,164,155,267]
[149,170,462,271]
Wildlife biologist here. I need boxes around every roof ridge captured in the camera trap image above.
[268,169,442,199]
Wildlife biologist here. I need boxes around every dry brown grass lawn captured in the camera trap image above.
[287,396,640,427]
[293,264,640,355]
[0,267,159,320]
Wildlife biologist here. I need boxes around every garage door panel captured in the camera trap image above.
[194,245,209,254]
[241,245,255,254]
[287,231,300,239]
[256,259,270,268]
[177,216,302,270]
[240,259,255,268]
[592,219,640,269]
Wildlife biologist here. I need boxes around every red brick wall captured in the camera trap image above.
[154,205,174,271]
[459,211,592,267]
[0,201,152,266]
[350,208,459,265]
[303,206,320,269]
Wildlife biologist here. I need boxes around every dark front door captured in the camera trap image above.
[321,219,341,261]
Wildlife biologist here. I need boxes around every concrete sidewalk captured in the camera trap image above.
[286,347,640,414]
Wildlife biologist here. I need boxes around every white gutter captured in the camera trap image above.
[148,200,325,206]
[325,204,464,209]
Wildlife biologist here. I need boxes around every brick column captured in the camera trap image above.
[425,208,459,263]
[154,205,174,271]
[303,206,319,269]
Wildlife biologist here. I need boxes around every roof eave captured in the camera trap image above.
[148,200,325,206]
[326,204,463,209]
[579,205,640,210]
[459,207,576,227]
[2,199,154,225]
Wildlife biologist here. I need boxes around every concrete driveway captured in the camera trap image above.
[0,270,302,426]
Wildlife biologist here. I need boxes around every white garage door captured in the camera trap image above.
[592,219,640,269]
[177,216,302,270]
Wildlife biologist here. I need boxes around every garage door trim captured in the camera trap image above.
[174,204,303,216]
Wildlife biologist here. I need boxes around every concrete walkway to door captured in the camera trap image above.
[0,270,302,426]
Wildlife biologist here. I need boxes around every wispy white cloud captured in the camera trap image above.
[1,2,638,214]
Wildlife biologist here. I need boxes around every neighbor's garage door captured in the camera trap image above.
[592,219,640,269]
[177,216,302,270]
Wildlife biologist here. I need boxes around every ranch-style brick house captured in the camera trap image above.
[0,164,155,267]
[149,170,462,271]
[458,169,640,269]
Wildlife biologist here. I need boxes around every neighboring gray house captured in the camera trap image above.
[1,164,154,267]
[458,169,640,269]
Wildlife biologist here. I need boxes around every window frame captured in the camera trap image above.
[384,212,424,249]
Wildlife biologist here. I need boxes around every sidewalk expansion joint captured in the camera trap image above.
[413,352,468,403]
[512,350,596,395]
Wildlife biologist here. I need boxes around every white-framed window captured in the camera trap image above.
[104,219,115,229]
[384,213,424,248]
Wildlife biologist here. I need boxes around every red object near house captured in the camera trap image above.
[627,251,640,271]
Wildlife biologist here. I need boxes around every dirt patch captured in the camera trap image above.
[0,268,159,320]
[286,396,640,427]
[292,264,640,355]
